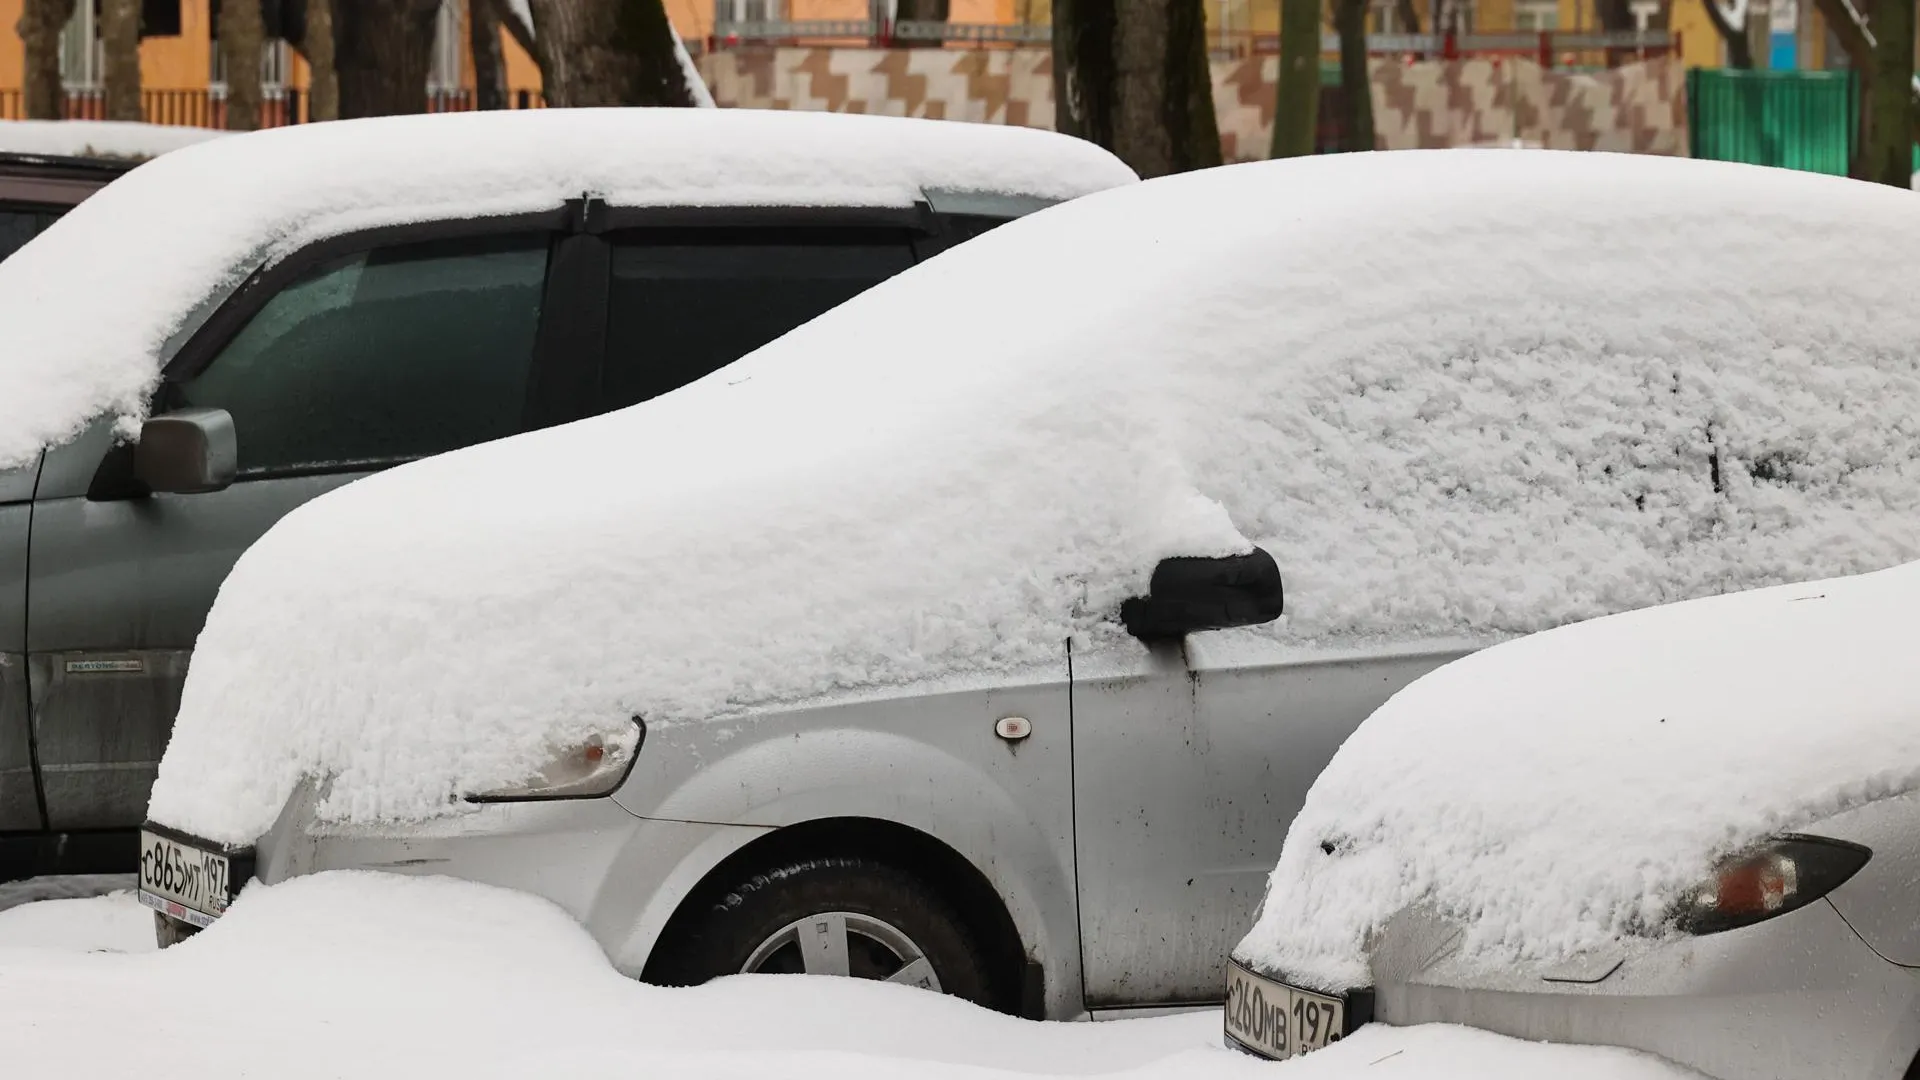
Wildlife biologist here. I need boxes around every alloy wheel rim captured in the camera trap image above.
[741,910,941,991]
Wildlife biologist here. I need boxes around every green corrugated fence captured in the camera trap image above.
[1686,68,1858,175]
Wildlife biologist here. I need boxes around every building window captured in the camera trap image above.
[717,0,784,23]
[59,4,103,90]
[1514,0,1559,31]
[209,37,293,92]
[428,0,463,94]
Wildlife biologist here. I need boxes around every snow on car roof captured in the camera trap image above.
[0,118,223,162]
[1235,559,1920,990]
[0,108,1135,471]
[149,150,1920,844]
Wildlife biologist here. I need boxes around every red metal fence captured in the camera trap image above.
[0,87,544,128]
[703,19,1678,68]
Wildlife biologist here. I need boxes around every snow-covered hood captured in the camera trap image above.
[0,109,1135,470]
[1235,560,1920,989]
[149,151,1920,845]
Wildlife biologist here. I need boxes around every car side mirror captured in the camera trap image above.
[1121,547,1285,642]
[135,407,236,494]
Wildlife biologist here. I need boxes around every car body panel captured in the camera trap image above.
[0,457,37,830]
[1805,795,1920,967]
[1071,637,1467,1007]
[28,419,366,829]
[609,662,1083,1017]
[254,660,1087,1015]
[1366,898,1920,1080]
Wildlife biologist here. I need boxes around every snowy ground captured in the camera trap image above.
[0,871,1701,1079]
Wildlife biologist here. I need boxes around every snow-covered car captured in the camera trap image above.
[0,108,1135,881]
[1,122,223,263]
[140,151,1920,1020]
[0,150,125,262]
[1229,561,1920,1080]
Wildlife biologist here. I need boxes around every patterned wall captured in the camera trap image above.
[699,47,1688,162]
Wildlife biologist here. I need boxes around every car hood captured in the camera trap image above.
[1234,560,1920,990]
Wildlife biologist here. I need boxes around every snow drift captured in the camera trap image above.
[150,151,1920,844]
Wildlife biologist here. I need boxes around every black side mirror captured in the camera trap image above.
[1121,546,1285,642]
[135,407,237,494]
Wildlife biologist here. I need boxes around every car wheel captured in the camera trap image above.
[153,912,199,948]
[648,856,995,1006]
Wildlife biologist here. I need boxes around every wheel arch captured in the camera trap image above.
[637,816,1040,1017]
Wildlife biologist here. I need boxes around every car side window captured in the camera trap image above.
[600,227,916,411]
[0,207,59,262]
[174,232,550,477]
[939,214,1012,246]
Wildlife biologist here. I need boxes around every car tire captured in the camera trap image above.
[153,912,199,948]
[647,856,996,1007]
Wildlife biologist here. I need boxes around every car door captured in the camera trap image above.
[1,458,40,834]
[25,224,580,834]
[1070,635,1464,1008]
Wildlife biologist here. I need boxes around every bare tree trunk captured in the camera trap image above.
[301,0,339,120]
[220,0,266,130]
[526,0,695,107]
[897,0,949,46]
[101,0,142,121]
[1053,0,1220,177]
[20,0,77,120]
[1394,0,1421,32]
[1271,0,1321,157]
[1702,0,1756,67]
[1334,0,1373,152]
[332,0,441,117]
[1808,0,1920,177]
[1866,0,1913,185]
[472,0,507,109]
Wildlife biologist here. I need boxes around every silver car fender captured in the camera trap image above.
[605,677,1081,1015]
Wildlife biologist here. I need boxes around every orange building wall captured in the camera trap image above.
[0,0,22,91]
[141,0,214,87]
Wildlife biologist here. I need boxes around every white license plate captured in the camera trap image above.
[135,830,234,928]
[1224,960,1349,1060]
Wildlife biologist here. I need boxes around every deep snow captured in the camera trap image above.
[0,871,1702,1080]
[0,108,1134,471]
[150,151,1920,844]
[1237,559,1920,988]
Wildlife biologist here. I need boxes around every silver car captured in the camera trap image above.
[141,151,1920,1022]
[1227,560,1920,1080]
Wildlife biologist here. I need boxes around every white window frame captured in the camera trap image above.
[427,0,463,94]
[1514,0,1561,32]
[59,3,104,90]
[209,37,293,94]
[716,0,785,22]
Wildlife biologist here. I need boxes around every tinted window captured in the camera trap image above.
[0,208,59,262]
[941,214,1013,245]
[176,233,549,476]
[602,228,915,410]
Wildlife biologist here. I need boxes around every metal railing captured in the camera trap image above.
[0,87,545,128]
[704,20,1674,67]
[709,18,1050,48]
